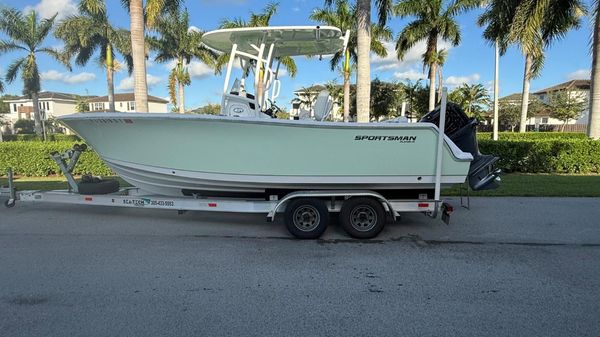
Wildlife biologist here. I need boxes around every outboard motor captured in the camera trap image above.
[420,103,501,191]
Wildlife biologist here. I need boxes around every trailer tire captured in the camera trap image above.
[284,198,329,239]
[340,197,385,239]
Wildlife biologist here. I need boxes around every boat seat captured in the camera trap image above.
[313,90,333,121]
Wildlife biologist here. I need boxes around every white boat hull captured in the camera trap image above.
[59,113,473,197]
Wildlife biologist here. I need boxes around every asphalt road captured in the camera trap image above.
[1,197,599,336]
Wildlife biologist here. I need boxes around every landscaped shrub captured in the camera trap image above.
[2,134,81,142]
[477,132,587,141]
[0,141,112,177]
[479,139,600,173]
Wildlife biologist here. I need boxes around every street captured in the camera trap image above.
[1,197,599,336]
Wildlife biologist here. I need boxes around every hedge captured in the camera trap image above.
[479,139,600,173]
[2,134,81,142]
[477,132,587,140]
[1,139,599,177]
[0,141,112,177]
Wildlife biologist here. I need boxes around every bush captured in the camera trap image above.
[13,119,35,134]
[0,141,112,177]
[2,133,80,142]
[478,132,587,140]
[479,139,600,174]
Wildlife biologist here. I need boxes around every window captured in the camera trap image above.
[93,102,104,111]
[13,104,17,112]
[127,101,135,111]
[119,102,123,108]
[541,117,549,124]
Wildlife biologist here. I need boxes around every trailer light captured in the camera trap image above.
[418,203,429,208]
[208,203,217,208]
[84,197,93,202]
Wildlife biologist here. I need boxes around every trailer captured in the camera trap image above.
[1,92,461,239]
[1,163,453,239]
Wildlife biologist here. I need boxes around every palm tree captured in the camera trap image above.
[0,8,71,136]
[479,0,584,132]
[122,0,182,112]
[424,48,447,104]
[395,0,480,114]
[311,0,392,122]
[324,0,392,123]
[218,2,297,108]
[589,1,600,139]
[56,0,133,112]
[451,83,490,118]
[148,9,217,113]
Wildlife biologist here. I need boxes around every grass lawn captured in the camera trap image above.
[443,174,600,197]
[1,174,600,197]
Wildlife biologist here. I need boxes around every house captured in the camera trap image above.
[533,79,589,125]
[4,91,84,126]
[499,79,590,129]
[87,93,169,112]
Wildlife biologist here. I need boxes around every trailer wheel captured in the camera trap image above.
[340,197,385,239]
[284,198,329,239]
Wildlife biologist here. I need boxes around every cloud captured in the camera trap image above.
[371,40,454,72]
[23,0,77,20]
[277,69,288,78]
[445,73,481,87]
[393,69,426,81]
[117,74,162,90]
[41,70,96,84]
[566,69,590,80]
[187,61,214,79]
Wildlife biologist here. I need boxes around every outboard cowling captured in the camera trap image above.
[420,103,501,191]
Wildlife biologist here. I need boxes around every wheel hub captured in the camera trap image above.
[293,205,320,232]
[350,206,377,232]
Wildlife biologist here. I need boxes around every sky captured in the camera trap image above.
[0,0,593,111]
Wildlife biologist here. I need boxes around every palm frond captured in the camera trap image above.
[5,57,26,83]
[38,47,72,71]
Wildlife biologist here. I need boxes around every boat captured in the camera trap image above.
[58,26,500,199]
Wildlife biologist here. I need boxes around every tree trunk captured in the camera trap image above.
[356,0,371,123]
[257,67,264,111]
[32,92,42,136]
[428,62,437,112]
[437,66,443,104]
[519,54,532,133]
[343,71,350,122]
[493,40,500,141]
[129,0,148,112]
[178,80,185,114]
[106,44,115,111]
[588,1,600,139]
